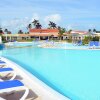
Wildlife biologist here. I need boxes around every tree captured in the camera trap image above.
[67,29,72,34]
[0,28,3,34]
[93,29,96,32]
[18,30,23,34]
[36,23,42,29]
[58,27,66,40]
[88,29,92,33]
[32,19,39,26]
[57,26,61,30]
[4,29,8,34]
[48,21,57,29]
[27,24,32,29]
[32,19,42,29]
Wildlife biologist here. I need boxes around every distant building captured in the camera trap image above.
[29,29,59,40]
[94,31,100,36]
[63,30,88,40]
[71,30,88,35]
[2,29,59,41]
[71,30,89,40]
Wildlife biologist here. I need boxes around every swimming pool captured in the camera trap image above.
[1,47,100,100]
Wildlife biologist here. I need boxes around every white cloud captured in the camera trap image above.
[88,24,96,29]
[2,17,31,33]
[44,14,61,23]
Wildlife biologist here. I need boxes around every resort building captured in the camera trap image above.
[62,30,89,40]
[2,29,99,41]
[2,34,30,41]
[29,29,59,40]
[71,30,88,39]
[2,29,59,41]
[93,31,100,36]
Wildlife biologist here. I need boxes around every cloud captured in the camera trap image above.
[44,14,61,24]
[2,17,30,33]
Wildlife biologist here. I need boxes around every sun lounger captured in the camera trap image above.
[94,41,100,48]
[89,41,100,49]
[77,40,82,46]
[89,41,94,46]
[0,68,16,81]
[0,61,6,64]
[89,41,94,49]
[0,80,29,100]
[0,61,7,67]
[0,60,6,66]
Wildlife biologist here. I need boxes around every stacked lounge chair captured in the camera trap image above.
[0,59,29,100]
[77,40,82,46]
[94,41,100,48]
[89,41,100,49]
[0,68,16,81]
[0,80,29,100]
[0,61,7,68]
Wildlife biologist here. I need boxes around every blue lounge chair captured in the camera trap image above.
[94,41,99,47]
[89,41,94,46]
[89,41,95,49]
[0,61,6,64]
[77,40,82,46]
[0,68,16,81]
[0,60,6,67]
[0,80,29,100]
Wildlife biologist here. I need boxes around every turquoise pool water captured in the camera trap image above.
[1,47,100,100]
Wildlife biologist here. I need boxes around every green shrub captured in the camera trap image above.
[92,36,99,41]
[82,36,92,45]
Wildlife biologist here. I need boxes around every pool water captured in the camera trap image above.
[1,47,100,100]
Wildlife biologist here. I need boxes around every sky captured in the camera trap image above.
[0,0,100,33]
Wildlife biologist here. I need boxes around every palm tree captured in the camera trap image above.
[32,19,39,28]
[48,21,52,28]
[88,29,93,42]
[27,24,32,30]
[67,29,72,34]
[48,21,57,29]
[18,30,23,34]
[4,29,8,34]
[0,28,4,42]
[52,23,56,29]
[88,29,92,33]
[36,23,42,29]
[57,26,61,30]
[0,28,3,34]
[58,27,66,40]
[93,29,96,33]
[4,29,8,41]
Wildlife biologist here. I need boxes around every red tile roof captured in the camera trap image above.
[71,30,88,34]
[29,29,59,33]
